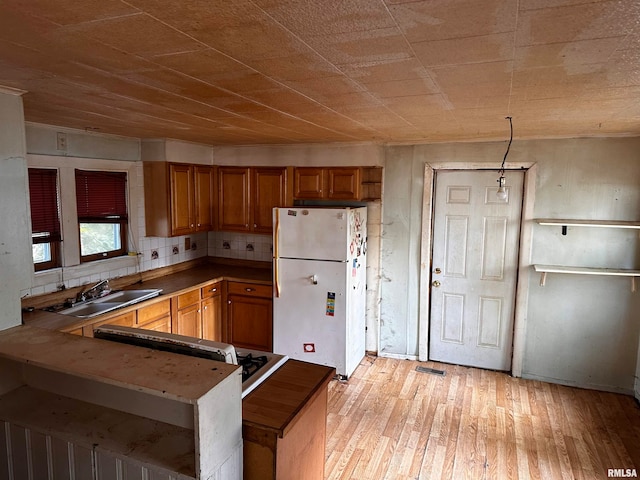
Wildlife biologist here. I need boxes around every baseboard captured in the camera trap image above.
[521,373,635,396]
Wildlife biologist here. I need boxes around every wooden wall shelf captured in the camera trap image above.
[533,264,640,292]
[535,218,640,235]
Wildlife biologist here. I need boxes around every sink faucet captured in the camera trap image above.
[76,279,110,303]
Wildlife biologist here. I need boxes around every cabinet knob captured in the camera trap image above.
[210,287,217,292]
[245,287,255,292]
[254,223,257,228]
[190,224,194,228]
[197,223,201,227]
[204,306,208,310]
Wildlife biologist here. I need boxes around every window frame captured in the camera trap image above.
[28,168,62,272]
[75,169,129,263]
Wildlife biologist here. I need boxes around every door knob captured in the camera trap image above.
[432,280,441,287]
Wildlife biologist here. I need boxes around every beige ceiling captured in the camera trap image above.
[0,0,639,145]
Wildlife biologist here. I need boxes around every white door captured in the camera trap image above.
[429,170,524,371]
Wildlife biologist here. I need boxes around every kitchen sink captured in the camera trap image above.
[58,289,162,318]
[91,289,162,305]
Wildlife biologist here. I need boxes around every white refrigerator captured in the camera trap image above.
[273,206,367,379]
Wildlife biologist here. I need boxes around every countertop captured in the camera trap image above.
[242,359,335,437]
[22,261,272,332]
[0,324,240,403]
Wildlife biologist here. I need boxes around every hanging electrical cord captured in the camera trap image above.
[496,116,513,200]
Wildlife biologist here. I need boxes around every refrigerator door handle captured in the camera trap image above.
[274,208,281,298]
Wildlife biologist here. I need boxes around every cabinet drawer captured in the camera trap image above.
[176,288,201,309]
[137,299,170,325]
[201,282,222,299]
[227,282,272,298]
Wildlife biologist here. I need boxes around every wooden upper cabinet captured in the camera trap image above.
[194,165,214,232]
[170,163,194,236]
[252,167,288,234]
[144,162,215,237]
[293,167,381,201]
[218,166,289,233]
[294,167,325,199]
[327,167,360,200]
[218,167,251,232]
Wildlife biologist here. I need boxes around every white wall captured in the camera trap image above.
[0,92,31,330]
[26,123,140,161]
[381,138,640,394]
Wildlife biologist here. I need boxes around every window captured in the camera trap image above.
[75,170,128,262]
[29,168,62,271]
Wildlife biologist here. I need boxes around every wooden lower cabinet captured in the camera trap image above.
[137,299,171,333]
[174,302,201,337]
[242,360,334,480]
[201,282,223,342]
[82,311,135,337]
[173,289,201,337]
[227,282,272,351]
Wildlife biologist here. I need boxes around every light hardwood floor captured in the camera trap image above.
[325,356,640,480]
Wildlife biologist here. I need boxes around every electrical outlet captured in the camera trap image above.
[184,237,191,251]
[222,241,231,249]
[303,343,315,353]
[246,243,254,252]
[56,132,67,151]
[151,250,159,260]
[191,242,197,250]
[172,245,179,255]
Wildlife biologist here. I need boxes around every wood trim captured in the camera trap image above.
[416,162,536,375]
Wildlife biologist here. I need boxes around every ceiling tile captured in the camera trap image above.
[388,0,517,43]
[66,13,207,58]
[515,37,626,71]
[412,32,514,67]
[516,0,640,47]
[253,0,396,36]
[307,28,412,66]
[2,0,139,26]
[364,77,440,98]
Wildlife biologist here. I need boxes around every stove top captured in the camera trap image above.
[93,325,287,398]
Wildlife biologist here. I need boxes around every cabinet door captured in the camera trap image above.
[194,165,214,232]
[170,163,194,235]
[227,295,273,351]
[138,315,171,333]
[175,303,201,338]
[252,167,288,234]
[218,167,250,232]
[294,168,325,199]
[327,167,360,200]
[202,294,223,342]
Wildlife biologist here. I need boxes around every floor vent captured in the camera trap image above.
[415,366,446,376]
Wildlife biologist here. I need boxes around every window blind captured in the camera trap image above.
[75,170,127,220]
[28,168,61,243]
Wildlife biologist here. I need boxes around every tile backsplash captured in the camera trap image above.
[208,231,272,262]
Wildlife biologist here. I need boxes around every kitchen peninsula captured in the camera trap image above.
[14,258,336,480]
[0,325,243,479]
